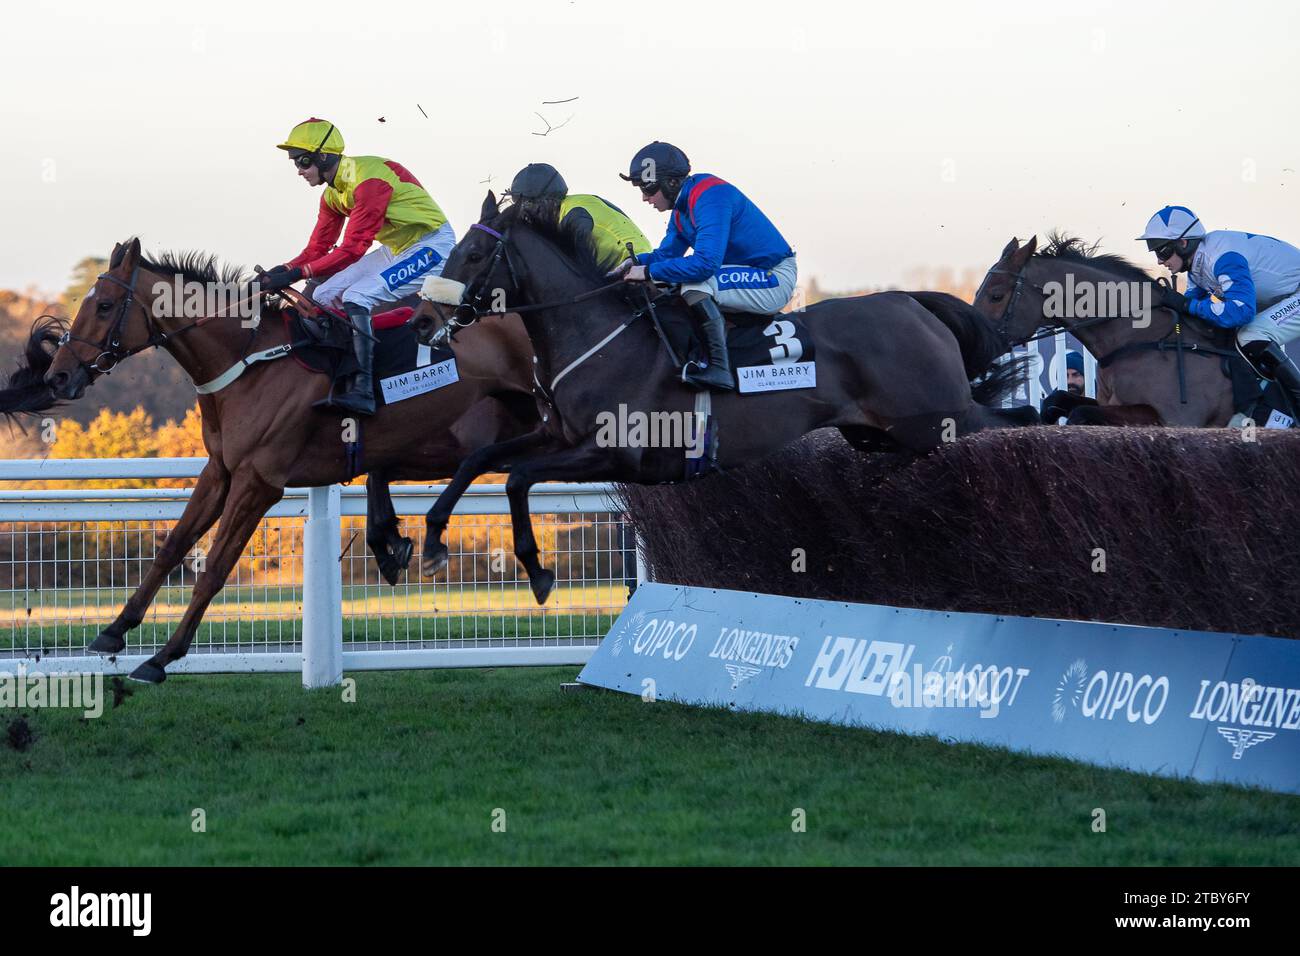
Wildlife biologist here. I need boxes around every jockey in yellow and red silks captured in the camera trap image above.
[262,118,456,416]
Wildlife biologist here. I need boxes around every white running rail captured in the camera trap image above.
[0,458,636,687]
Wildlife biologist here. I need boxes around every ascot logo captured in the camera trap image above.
[887,649,1031,719]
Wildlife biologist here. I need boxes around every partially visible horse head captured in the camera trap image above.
[45,237,155,399]
[972,235,1041,344]
[976,233,1161,347]
[0,238,158,417]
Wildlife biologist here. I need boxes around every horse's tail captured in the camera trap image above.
[968,353,1034,406]
[0,317,65,419]
[905,291,1030,406]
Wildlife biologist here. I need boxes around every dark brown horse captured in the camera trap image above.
[973,235,1237,426]
[3,238,537,683]
[414,193,1039,604]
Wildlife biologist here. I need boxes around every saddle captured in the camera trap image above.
[656,300,817,393]
[1089,314,1292,426]
[281,294,454,404]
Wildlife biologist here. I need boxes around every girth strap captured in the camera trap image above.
[548,319,636,393]
[1096,338,1235,369]
[194,343,296,394]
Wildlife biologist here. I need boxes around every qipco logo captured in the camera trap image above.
[1080,670,1170,724]
[631,618,698,661]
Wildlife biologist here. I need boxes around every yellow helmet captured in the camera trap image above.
[276,118,345,155]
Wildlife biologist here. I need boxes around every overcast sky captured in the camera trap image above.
[2,0,1297,296]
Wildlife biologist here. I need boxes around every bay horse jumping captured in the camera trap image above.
[414,193,1039,605]
[974,234,1240,426]
[1,237,537,683]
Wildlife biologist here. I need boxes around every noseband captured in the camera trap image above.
[452,222,523,325]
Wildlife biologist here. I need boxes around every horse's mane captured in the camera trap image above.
[1035,232,1152,285]
[490,205,611,286]
[111,239,250,287]
[107,239,282,322]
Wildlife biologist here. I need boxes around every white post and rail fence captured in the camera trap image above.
[0,457,639,688]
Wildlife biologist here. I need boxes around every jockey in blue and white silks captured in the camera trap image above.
[1138,205,1300,421]
[618,141,797,392]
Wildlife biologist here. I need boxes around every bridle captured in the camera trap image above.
[432,221,630,345]
[56,261,266,377]
[56,262,163,375]
[450,222,524,325]
[976,257,1136,346]
[975,260,1049,344]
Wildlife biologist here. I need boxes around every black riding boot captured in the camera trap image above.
[1241,339,1300,420]
[683,297,735,392]
[316,303,377,416]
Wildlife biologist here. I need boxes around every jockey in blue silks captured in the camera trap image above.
[1139,204,1300,423]
[618,141,797,392]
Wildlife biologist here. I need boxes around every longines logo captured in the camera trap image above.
[1217,727,1275,760]
[724,664,762,686]
[708,625,799,688]
[1191,677,1300,760]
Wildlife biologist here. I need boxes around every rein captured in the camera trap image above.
[461,222,629,314]
[57,262,318,394]
[58,265,269,376]
[431,222,640,349]
[442,222,668,400]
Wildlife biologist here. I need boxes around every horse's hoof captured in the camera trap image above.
[88,632,126,655]
[128,661,166,684]
[529,569,556,605]
[378,540,413,585]
[394,537,413,571]
[420,544,448,578]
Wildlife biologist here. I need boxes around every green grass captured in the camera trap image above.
[2,667,1296,865]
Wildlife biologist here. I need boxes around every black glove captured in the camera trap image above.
[1157,284,1190,314]
[260,265,302,292]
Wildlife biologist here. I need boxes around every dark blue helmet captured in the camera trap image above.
[621,141,691,187]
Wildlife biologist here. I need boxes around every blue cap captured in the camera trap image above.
[1066,350,1085,374]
